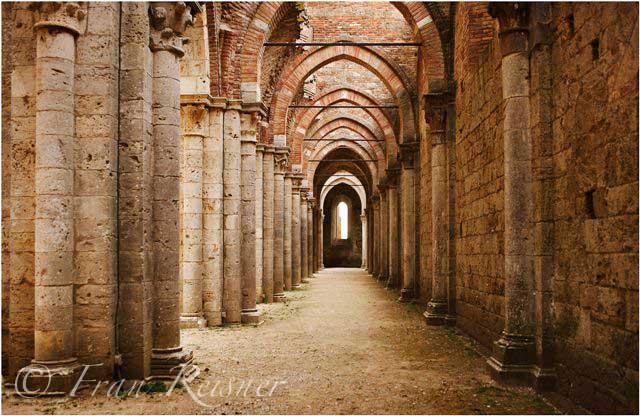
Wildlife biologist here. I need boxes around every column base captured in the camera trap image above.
[445,314,457,326]
[397,288,413,303]
[423,301,448,326]
[377,273,388,283]
[150,346,199,383]
[180,314,207,329]
[16,358,79,396]
[204,313,223,327]
[486,333,536,387]
[241,309,263,325]
[301,279,309,284]
[292,284,302,289]
[273,292,287,302]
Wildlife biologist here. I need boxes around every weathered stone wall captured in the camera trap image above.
[454,12,505,349]
[547,3,638,412]
[453,2,638,412]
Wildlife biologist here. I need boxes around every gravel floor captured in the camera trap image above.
[3,267,560,414]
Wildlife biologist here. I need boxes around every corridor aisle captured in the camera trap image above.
[3,268,557,415]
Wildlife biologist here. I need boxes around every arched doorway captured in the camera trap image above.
[322,183,362,267]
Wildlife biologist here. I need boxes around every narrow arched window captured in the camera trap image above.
[338,201,348,239]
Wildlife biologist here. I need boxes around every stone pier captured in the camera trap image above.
[240,108,261,324]
[19,3,87,393]
[273,144,289,301]
[262,146,275,302]
[180,98,208,329]
[386,163,400,288]
[300,186,309,283]
[148,1,198,380]
[487,3,538,386]
[307,196,315,277]
[398,142,418,303]
[255,144,265,302]
[284,173,294,290]
[291,176,303,288]
[222,100,242,325]
[203,98,226,327]
[424,93,449,325]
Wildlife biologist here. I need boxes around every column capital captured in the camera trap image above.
[149,2,202,57]
[274,146,290,173]
[180,101,208,137]
[377,175,388,194]
[256,143,266,153]
[241,101,268,118]
[370,194,380,205]
[290,173,305,190]
[263,144,275,155]
[424,92,450,141]
[399,141,419,169]
[30,2,88,36]
[488,2,530,56]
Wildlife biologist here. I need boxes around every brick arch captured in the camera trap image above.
[306,141,379,189]
[308,114,384,145]
[269,45,417,145]
[237,2,298,102]
[393,2,446,82]
[290,88,397,151]
[238,2,447,100]
[312,158,373,199]
[319,174,367,212]
[302,117,385,171]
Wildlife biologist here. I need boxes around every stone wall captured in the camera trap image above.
[547,3,638,412]
[452,2,638,413]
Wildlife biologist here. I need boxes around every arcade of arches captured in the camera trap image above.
[1,2,638,414]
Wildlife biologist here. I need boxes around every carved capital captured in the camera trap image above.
[30,2,88,36]
[149,2,201,57]
[424,92,449,135]
[274,147,290,174]
[488,2,530,56]
[399,141,419,169]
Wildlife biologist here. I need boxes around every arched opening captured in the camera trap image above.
[337,201,348,240]
[323,184,362,267]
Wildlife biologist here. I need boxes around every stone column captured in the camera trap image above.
[366,200,372,273]
[487,2,536,385]
[20,2,87,392]
[378,180,389,282]
[240,108,261,324]
[180,98,208,329]
[371,195,380,278]
[222,100,242,324]
[273,146,289,301]
[424,93,449,325]
[307,196,315,277]
[149,2,198,379]
[203,98,226,326]
[361,213,368,269]
[255,144,265,302]
[398,142,418,302]
[300,186,309,283]
[386,164,400,288]
[291,177,302,288]
[262,146,275,302]
[284,173,294,290]
[315,207,324,271]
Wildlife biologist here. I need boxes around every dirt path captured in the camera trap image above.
[3,268,559,414]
